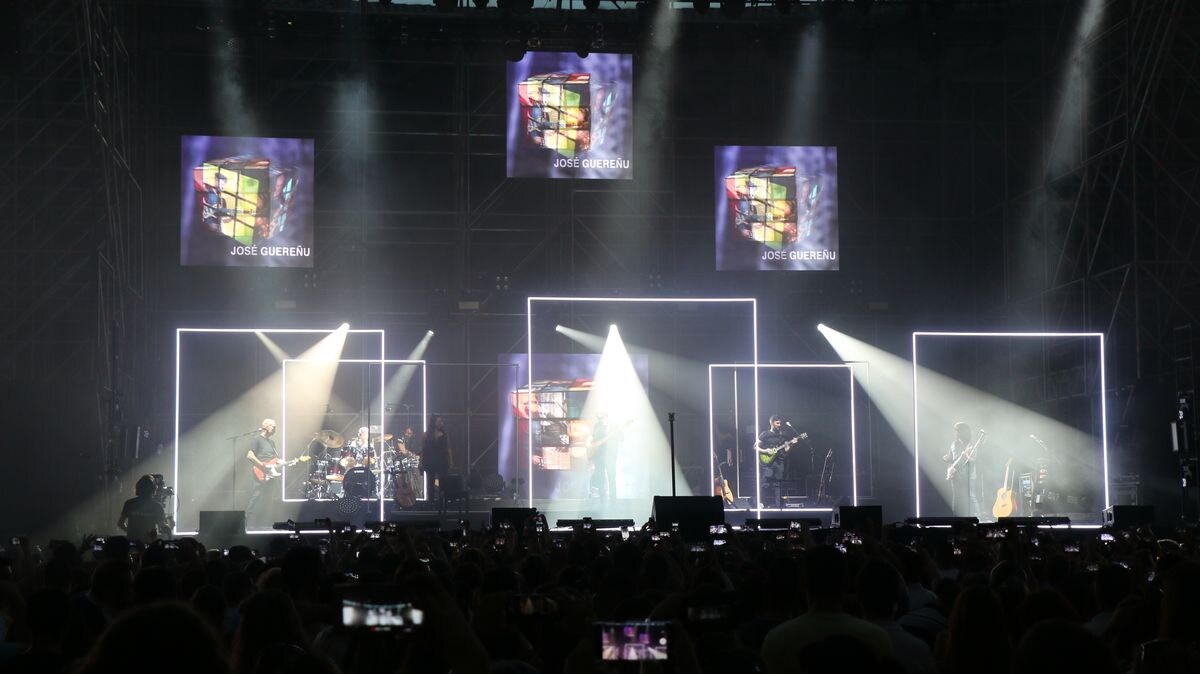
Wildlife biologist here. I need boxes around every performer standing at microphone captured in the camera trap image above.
[756,415,804,507]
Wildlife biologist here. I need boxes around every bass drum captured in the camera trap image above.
[343,466,374,499]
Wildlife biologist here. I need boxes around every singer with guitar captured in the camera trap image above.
[589,411,626,500]
[755,415,807,507]
[942,422,984,518]
[245,418,280,523]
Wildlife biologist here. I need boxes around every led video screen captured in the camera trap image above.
[506,52,633,179]
[180,135,315,267]
[714,146,839,271]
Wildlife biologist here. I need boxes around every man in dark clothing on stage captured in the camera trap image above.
[245,418,278,524]
[756,414,803,507]
[116,475,168,542]
[420,414,453,503]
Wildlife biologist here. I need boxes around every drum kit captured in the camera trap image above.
[301,429,421,503]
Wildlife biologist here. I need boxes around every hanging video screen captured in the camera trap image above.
[714,146,839,271]
[506,52,633,179]
[180,135,315,267]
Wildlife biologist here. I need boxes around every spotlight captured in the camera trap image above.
[338,322,350,330]
[426,330,435,336]
[609,324,619,334]
[555,324,565,332]
[817,323,827,332]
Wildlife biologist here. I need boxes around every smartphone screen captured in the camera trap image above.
[342,599,424,632]
[597,621,670,661]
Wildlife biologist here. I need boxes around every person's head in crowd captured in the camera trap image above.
[943,585,1011,674]
[281,545,322,600]
[134,565,178,605]
[1094,562,1132,613]
[1159,560,1200,643]
[805,545,849,610]
[191,584,227,635]
[89,560,133,617]
[858,559,908,621]
[24,586,70,650]
[1017,589,1081,634]
[232,590,310,674]
[0,581,26,642]
[1012,619,1118,674]
[223,570,255,608]
[100,536,132,563]
[75,603,230,674]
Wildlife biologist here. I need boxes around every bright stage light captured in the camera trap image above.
[339,322,350,330]
[555,324,564,333]
[817,323,827,332]
[609,324,619,334]
[426,330,435,337]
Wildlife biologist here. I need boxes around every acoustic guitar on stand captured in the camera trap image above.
[992,457,1017,519]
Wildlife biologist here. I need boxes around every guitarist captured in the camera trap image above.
[756,415,801,507]
[942,422,980,518]
[589,411,623,500]
[245,418,278,522]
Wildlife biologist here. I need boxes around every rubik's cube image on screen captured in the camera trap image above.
[192,156,298,246]
[725,166,821,249]
[518,73,616,159]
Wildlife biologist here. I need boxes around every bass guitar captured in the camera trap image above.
[945,430,986,480]
[758,433,809,466]
[251,456,310,483]
[992,457,1017,519]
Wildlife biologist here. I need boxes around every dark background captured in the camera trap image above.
[1,0,1197,537]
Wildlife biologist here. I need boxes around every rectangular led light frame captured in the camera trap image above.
[280,358,427,526]
[911,331,1108,519]
[708,363,860,515]
[527,297,759,507]
[173,328,385,536]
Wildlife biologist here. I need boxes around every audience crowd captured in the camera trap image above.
[0,515,1198,674]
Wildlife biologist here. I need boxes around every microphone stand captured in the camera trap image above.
[227,429,262,511]
[668,412,677,497]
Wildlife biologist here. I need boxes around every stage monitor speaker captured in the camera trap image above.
[491,507,537,533]
[199,510,245,543]
[1104,505,1154,529]
[832,505,882,536]
[651,496,724,541]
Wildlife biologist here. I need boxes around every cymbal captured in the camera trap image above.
[314,429,345,449]
[371,433,394,442]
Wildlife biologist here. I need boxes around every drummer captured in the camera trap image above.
[344,426,374,468]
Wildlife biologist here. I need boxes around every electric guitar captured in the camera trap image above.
[251,456,311,482]
[992,457,1017,519]
[757,433,809,466]
[945,430,986,480]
